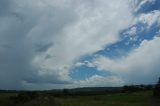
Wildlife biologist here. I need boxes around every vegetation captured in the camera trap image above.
[55,91,158,106]
[0,82,160,106]
[153,77,160,98]
[0,90,160,106]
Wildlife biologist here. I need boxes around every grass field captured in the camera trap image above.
[0,91,160,106]
[55,91,160,106]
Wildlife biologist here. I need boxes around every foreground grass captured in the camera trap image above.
[55,91,160,106]
[0,93,17,105]
[0,91,160,106]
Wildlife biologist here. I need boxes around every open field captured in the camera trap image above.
[55,91,160,106]
[0,90,160,106]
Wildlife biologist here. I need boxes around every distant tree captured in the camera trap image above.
[123,85,129,92]
[63,89,69,95]
[123,84,147,92]
[145,85,153,90]
[153,77,160,98]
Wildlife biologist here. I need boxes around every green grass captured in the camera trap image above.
[55,91,160,106]
[0,91,160,106]
[0,93,17,105]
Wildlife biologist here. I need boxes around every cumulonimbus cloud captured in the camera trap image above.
[0,0,139,89]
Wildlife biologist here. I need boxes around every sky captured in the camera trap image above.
[0,0,160,90]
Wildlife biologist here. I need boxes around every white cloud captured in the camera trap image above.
[75,62,86,67]
[0,0,138,89]
[31,0,134,86]
[92,36,160,84]
[136,10,160,29]
[22,75,124,90]
[125,27,137,37]
[74,75,124,87]
[0,0,159,89]
[75,61,95,68]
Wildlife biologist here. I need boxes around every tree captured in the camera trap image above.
[63,89,69,96]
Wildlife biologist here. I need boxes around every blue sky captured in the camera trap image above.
[0,0,160,90]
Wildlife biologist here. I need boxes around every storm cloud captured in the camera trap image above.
[1,0,158,90]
